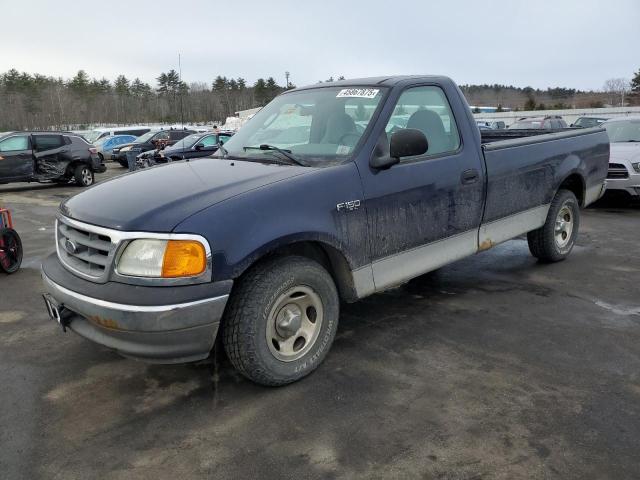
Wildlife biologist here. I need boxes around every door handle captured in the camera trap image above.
[461,169,479,185]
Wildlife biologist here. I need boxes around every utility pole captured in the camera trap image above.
[285,71,290,89]
[179,53,185,128]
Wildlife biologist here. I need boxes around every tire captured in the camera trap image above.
[74,164,94,187]
[98,153,104,163]
[223,255,340,386]
[0,228,22,274]
[527,189,580,262]
[117,159,128,168]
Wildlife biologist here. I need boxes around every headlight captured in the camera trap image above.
[120,146,132,152]
[117,239,207,278]
[632,162,640,174]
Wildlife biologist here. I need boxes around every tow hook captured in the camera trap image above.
[42,294,73,332]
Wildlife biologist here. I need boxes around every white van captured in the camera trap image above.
[84,126,152,143]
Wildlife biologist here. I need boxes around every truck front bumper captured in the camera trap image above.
[41,254,232,363]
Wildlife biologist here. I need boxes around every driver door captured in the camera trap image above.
[359,85,485,291]
[0,134,33,182]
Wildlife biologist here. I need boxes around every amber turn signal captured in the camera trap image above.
[161,240,206,278]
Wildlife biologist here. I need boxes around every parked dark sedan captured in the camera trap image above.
[158,131,234,161]
[112,129,195,167]
[571,116,608,128]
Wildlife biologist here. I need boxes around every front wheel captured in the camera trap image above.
[223,256,340,386]
[74,165,94,187]
[527,189,580,262]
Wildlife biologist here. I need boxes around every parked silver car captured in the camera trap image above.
[602,117,640,198]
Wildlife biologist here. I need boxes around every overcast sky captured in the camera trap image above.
[1,0,638,91]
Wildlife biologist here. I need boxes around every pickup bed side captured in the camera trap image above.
[479,128,609,248]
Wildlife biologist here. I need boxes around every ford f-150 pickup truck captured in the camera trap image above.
[41,76,609,386]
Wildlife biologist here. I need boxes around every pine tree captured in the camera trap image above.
[631,68,640,93]
[212,76,228,92]
[114,75,130,96]
[253,78,267,105]
[157,72,169,94]
[69,70,89,95]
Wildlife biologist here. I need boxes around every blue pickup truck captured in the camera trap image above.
[41,76,609,386]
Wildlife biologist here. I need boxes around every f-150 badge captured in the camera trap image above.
[336,200,361,212]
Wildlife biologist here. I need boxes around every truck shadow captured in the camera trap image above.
[588,192,640,211]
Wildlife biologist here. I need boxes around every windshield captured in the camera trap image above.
[167,133,203,150]
[218,86,387,166]
[134,131,158,143]
[603,120,640,142]
[84,130,105,143]
[576,117,605,127]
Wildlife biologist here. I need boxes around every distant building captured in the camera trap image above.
[235,107,262,119]
[223,107,263,131]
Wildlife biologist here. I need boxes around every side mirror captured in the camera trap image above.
[370,128,428,169]
[390,128,428,159]
[195,143,204,151]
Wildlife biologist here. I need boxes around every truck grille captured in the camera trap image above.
[56,217,116,281]
[607,163,629,179]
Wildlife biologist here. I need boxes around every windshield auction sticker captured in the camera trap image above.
[336,88,379,99]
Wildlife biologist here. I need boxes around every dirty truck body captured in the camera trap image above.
[41,76,609,385]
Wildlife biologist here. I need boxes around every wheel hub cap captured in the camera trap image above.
[554,204,574,249]
[266,286,323,362]
[275,304,302,338]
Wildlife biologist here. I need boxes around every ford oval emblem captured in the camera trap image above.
[64,239,78,255]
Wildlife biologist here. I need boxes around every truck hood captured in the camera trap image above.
[610,142,640,162]
[60,159,308,231]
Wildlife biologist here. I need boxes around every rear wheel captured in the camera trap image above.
[74,164,94,187]
[223,256,339,386]
[0,228,22,274]
[527,189,580,262]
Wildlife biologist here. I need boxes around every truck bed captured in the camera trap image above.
[479,127,610,228]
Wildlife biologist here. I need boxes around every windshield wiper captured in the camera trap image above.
[243,144,307,166]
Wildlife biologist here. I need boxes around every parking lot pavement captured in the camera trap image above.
[1,170,639,479]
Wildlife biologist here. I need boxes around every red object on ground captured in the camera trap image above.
[0,207,13,229]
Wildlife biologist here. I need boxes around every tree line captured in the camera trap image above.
[0,69,290,130]
[1,68,639,131]
[461,70,640,112]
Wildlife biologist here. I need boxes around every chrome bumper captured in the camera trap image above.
[605,173,640,197]
[42,271,229,363]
